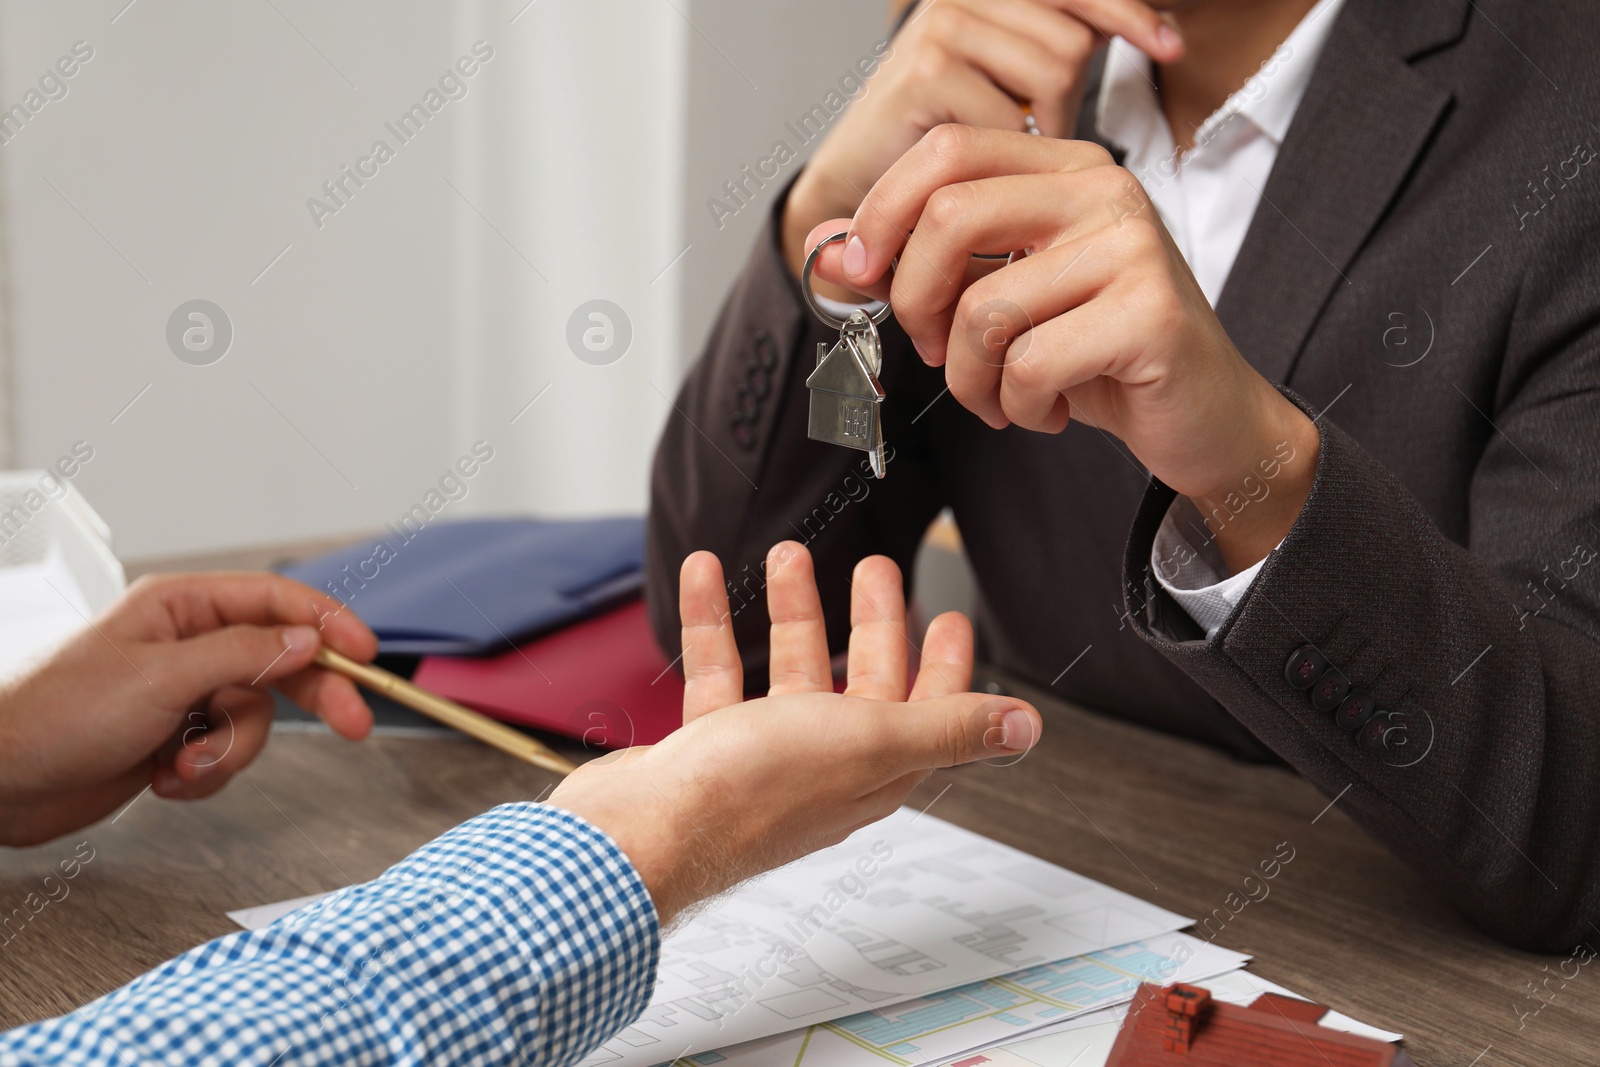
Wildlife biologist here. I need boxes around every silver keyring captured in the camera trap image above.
[801,231,894,331]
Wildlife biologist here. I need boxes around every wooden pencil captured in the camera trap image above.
[314,647,577,776]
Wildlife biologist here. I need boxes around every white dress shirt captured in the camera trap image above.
[1097,0,1346,637]
[821,0,1345,638]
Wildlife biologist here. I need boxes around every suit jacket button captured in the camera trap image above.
[748,364,772,400]
[753,331,779,371]
[1357,711,1396,753]
[730,418,755,449]
[1309,668,1351,712]
[1283,645,1327,690]
[1333,689,1379,730]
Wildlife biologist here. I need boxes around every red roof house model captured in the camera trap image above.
[1105,982,1413,1067]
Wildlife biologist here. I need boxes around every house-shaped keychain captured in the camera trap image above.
[805,308,888,478]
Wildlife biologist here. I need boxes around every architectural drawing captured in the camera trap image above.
[676,935,1246,1067]
[578,809,1190,1067]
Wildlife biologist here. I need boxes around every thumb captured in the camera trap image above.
[902,694,1042,770]
[150,624,322,705]
[805,219,893,304]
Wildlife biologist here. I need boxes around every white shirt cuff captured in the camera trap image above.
[1150,496,1275,639]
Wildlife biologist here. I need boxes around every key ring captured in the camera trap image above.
[801,231,895,332]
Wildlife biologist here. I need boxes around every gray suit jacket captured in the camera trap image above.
[646,0,1600,951]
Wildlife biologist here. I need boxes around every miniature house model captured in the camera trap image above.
[1106,983,1412,1067]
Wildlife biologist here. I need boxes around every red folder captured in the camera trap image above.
[412,598,682,748]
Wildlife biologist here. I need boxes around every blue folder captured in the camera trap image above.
[280,516,644,656]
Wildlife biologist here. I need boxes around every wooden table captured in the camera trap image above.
[2,546,1596,1065]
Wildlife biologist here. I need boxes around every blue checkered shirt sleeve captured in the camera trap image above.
[0,803,661,1066]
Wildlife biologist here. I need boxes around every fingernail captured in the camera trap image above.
[153,768,182,794]
[1001,708,1038,751]
[1156,24,1182,55]
[843,234,868,278]
[984,703,1039,752]
[186,750,219,776]
[283,625,320,654]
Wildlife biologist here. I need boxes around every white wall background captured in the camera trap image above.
[0,0,886,561]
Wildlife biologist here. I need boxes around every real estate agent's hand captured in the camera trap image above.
[550,542,1040,925]
[783,0,1183,293]
[0,573,378,847]
[806,126,1322,572]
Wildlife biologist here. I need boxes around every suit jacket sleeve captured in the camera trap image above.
[646,189,948,688]
[1125,211,1600,952]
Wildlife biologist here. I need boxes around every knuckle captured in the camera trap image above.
[1079,142,1118,170]
[955,282,1023,333]
[922,183,974,235]
[955,305,1008,366]
[1003,351,1044,392]
[920,122,974,167]
[125,572,174,601]
[1000,397,1035,432]
[1062,24,1096,64]
[944,360,983,405]
[1105,207,1160,258]
[1100,216,1136,259]
[683,660,730,684]
[945,384,977,421]
[922,3,965,40]
[887,276,937,322]
[941,711,975,766]
[948,363,1002,422]
[910,44,953,85]
[1095,164,1146,205]
[951,287,983,336]
[1043,65,1077,102]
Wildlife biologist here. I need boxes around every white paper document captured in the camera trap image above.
[226,892,334,931]
[579,808,1191,1067]
[683,933,1245,1067]
[945,967,1404,1067]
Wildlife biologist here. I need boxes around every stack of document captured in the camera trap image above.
[576,809,1241,1067]
[933,970,1403,1067]
[279,517,645,656]
[414,598,683,747]
[279,517,680,748]
[231,807,1400,1067]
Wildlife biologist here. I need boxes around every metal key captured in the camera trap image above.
[801,232,893,478]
